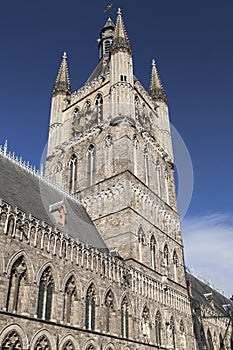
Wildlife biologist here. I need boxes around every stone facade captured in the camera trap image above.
[0,7,232,350]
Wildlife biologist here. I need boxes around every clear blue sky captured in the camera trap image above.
[1,1,232,293]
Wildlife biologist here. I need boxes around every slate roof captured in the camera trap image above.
[186,271,232,316]
[85,59,109,84]
[0,153,108,252]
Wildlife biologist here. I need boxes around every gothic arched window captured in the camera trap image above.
[150,235,156,270]
[62,340,75,350]
[135,96,140,120]
[156,159,162,198]
[164,244,169,272]
[2,330,23,350]
[37,266,54,320]
[87,145,96,186]
[155,310,162,346]
[34,335,51,350]
[142,305,150,341]
[63,275,77,324]
[144,146,149,186]
[85,284,96,330]
[138,226,145,263]
[121,295,129,338]
[95,94,103,123]
[104,40,111,55]
[173,250,178,282]
[105,289,114,333]
[6,256,27,313]
[170,316,176,348]
[69,154,77,194]
[133,135,139,177]
[180,320,187,349]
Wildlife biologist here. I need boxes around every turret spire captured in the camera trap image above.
[149,59,167,103]
[111,8,132,55]
[52,51,71,97]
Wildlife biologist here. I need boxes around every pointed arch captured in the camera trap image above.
[137,225,145,263]
[150,234,156,270]
[144,146,149,186]
[87,144,96,186]
[63,274,78,324]
[0,324,28,350]
[173,249,178,282]
[104,289,114,333]
[30,330,56,350]
[6,214,15,236]
[163,243,169,274]
[37,266,54,320]
[6,255,28,313]
[169,315,176,348]
[156,158,162,198]
[121,294,129,338]
[180,320,187,350]
[132,135,139,176]
[142,305,150,341]
[155,310,162,346]
[69,154,77,194]
[134,95,140,120]
[59,334,80,350]
[85,283,96,330]
[95,93,103,122]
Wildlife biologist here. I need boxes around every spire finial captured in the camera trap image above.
[111,8,132,55]
[149,59,167,103]
[52,51,71,97]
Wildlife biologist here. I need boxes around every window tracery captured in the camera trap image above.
[105,289,114,332]
[69,154,77,194]
[62,340,75,350]
[121,295,129,338]
[6,256,27,313]
[155,310,162,346]
[87,145,96,186]
[64,275,77,324]
[1,330,23,350]
[34,335,51,350]
[37,266,54,320]
[85,283,96,330]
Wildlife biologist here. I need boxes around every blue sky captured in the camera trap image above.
[0,0,232,295]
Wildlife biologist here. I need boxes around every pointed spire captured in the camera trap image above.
[111,8,132,55]
[52,51,71,97]
[149,59,167,103]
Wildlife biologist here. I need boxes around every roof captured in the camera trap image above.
[186,271,232,316]
[0,152,108,252]
[85,59,109,84]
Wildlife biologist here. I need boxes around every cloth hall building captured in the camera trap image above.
[0,8,232,350]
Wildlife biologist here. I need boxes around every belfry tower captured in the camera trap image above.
[46,8,185,289]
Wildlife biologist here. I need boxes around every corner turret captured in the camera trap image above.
[149,59,167,103]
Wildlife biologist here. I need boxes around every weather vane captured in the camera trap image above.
[104,3,113,15]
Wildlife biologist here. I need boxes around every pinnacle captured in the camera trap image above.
[149,59,167,103]
[52,51,71,97]
[111,8,132,55]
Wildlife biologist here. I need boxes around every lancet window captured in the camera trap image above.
[121,295,129,338]
[155,310,162,346]
[173,250,178,282]
[142,305,150,340]
[87,145,96,186]
[85,284,96,330]
[156,159,162,198]
[133,135,139,177]
[150,235,156,270]
[135,96,140,120]
[1,330,23,350]
[105,289,114,333]
[164,244,169,273]
[69,154,77,194]
[138,226,145,263]
[95,94,103,122]
[34,335,51,350]
[170,316,176,348]
[6,256,27,313]
[37,266,54,320]
[62,340,75,350]
[63,275,77,324]
[144,146,149,186]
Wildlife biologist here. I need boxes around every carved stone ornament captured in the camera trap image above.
[2,331,23,350]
